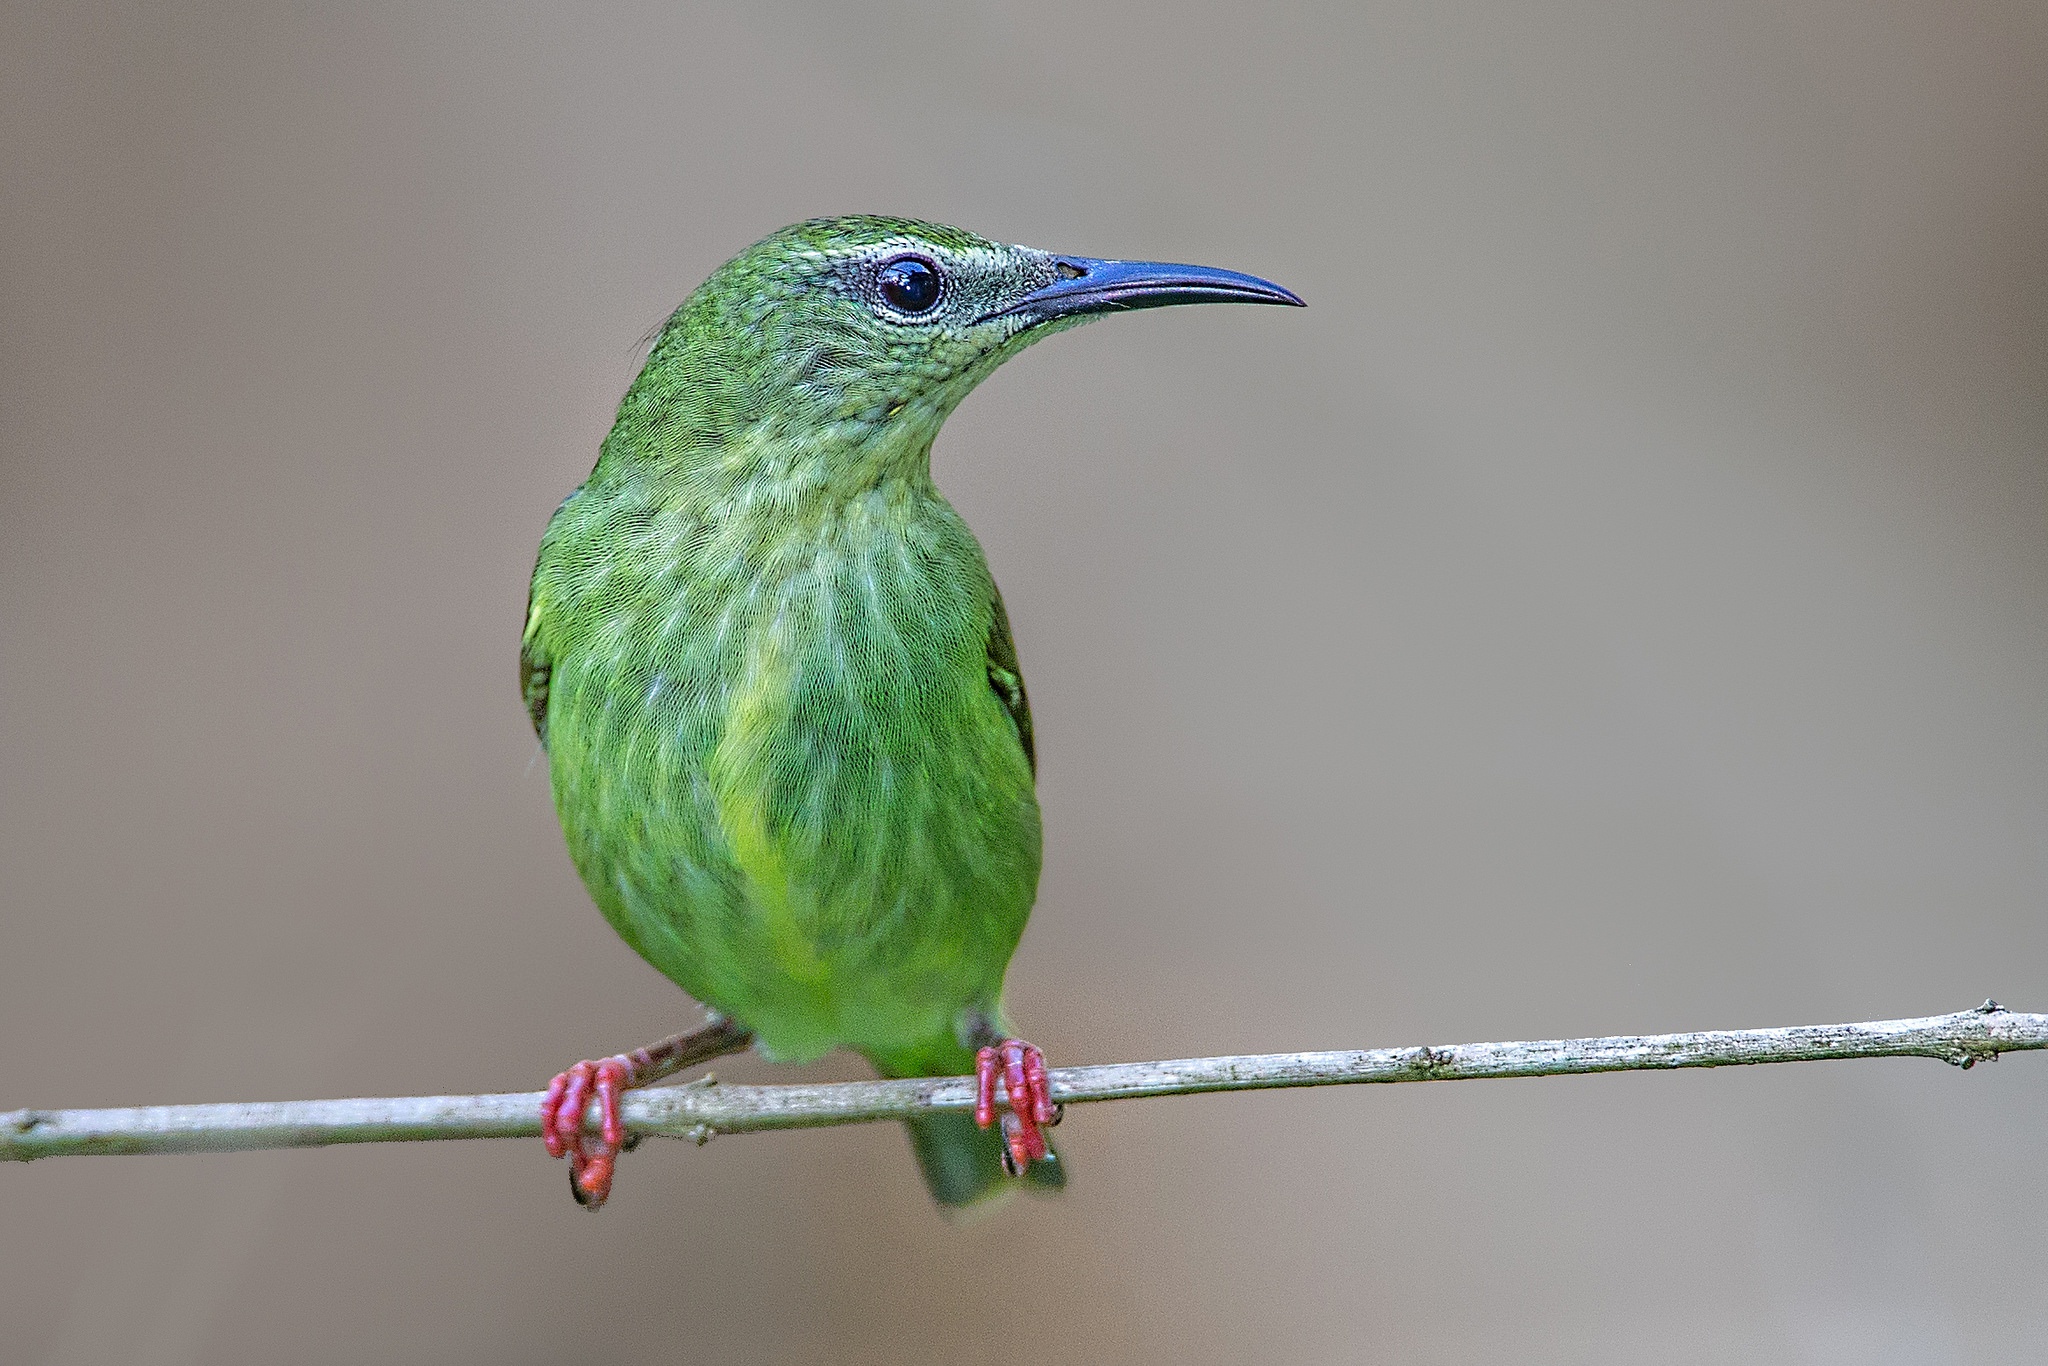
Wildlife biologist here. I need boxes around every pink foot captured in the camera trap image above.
[974,1039,1059,1175]
[541,1055,633,1209]
[536,1018,756,1210]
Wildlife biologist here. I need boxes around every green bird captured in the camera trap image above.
[524,216,1300,1211]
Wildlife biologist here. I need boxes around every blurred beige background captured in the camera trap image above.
[4,3,2044,1362]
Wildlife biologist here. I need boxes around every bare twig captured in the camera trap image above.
[3,1003,2038,1163]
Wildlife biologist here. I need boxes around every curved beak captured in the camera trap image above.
[987,255,1304,326]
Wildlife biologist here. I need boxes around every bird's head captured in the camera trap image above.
[600,216,1302,497]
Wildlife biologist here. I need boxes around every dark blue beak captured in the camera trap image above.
[990,255,1304,326]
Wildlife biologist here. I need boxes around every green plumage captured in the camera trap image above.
[524,217,1296,1208]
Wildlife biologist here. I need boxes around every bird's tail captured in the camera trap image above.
[868,1037,1066,1213]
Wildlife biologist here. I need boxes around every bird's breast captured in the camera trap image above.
[555,490,1028,880]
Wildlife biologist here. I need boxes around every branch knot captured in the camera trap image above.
[1407,1046,1452,1078]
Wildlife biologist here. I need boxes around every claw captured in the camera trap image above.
[570,1150,615,1208]
[998,1117,1024,1177]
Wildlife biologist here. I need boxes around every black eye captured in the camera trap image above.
[877,256,942,314]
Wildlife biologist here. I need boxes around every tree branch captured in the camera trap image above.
[4,1003,2039,1162]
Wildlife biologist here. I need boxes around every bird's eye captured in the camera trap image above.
[876,256,942,315]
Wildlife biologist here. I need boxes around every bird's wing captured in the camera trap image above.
[520,489,587,748]
[520,584,552,746]
[986,582,1035,777]
[520,634,551,745]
